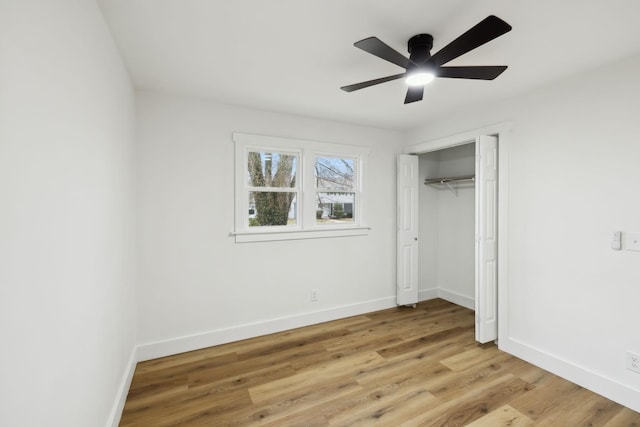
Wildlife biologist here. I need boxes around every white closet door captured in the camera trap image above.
[397,154,419,306]
[475,135,498,343]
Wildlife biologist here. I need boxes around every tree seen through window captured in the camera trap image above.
[247,151,297,226]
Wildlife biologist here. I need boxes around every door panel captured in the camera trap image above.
[475,135,498,343]
[397,154,419,305]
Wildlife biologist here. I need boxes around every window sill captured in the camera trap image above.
[231,226,371,243]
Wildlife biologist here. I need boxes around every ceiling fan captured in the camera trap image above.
[341,15,512,104]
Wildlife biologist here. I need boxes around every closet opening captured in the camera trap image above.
[397,134,499,343]
[419,142,477,310]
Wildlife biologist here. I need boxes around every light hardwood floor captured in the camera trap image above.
[120,299,640,426]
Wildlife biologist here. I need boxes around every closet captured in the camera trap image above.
[418,142,476,310]
[397,134,498,343]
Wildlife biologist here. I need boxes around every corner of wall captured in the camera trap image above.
[107,347,138,427]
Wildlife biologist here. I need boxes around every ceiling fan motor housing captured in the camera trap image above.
[408,34,433,64]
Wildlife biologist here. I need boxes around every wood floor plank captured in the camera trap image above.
[508,373,584,420]
[604,407,640,426]
[259,411,330,427]
[119,299,640,426]
[318,375,437,424]
[186,342,325,387]
[504,359,554,388]
[235,328,352,360]
[320,328,403,353]
[128,351,238,397]
[466,404,535,427]
[427,353,524,401]
[249,350,385,404]
[534,385,623,427]
[401,374,532,427]
[326,387,437,426]
[439,344,504,372]
[376,326,473,360]
[226,376,363,426]
[187,362,296,395]
[354,353,447,388]
[133,346,237,375]
[121,388,252,427]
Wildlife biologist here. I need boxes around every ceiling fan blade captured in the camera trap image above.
[404,86,424,104]
[340,73,405,92]
[438,65,508,80]
[354,37,414,69]
[428,15,512,67]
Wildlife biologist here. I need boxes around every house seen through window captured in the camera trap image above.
[315,156,355,225]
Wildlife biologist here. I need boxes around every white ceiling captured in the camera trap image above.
[98,0,640,130]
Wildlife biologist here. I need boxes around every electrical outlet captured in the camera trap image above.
[310,289,318,302]
[627,351,640,374]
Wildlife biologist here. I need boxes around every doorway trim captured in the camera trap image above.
[403,121,513,344]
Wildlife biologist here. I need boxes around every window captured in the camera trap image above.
[246,150,299,228]
[233,133,369,242]
[315,156,356,225]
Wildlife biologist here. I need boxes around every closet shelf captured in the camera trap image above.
[424,175,475,185]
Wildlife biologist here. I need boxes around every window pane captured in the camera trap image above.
[315,156,355,191]
[316,192,354,225]
[249,192,297,227]
[247,151,297,188]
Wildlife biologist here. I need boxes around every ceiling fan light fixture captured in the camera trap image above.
[341,16,512,103]
[405,71,435,87]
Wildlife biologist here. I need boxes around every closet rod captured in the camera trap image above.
[424,175,475,185]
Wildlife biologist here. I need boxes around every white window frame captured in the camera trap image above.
[233,133,370,243]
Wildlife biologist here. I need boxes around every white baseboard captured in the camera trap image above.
[501,337,640,413]
[136,296,397,362]
[419,287,475,311]
[437,289,475,310]
[418,288,438,301]
[107,346,137,427]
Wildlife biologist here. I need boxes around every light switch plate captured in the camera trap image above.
[624,232,640,252]
[611,231,622,250]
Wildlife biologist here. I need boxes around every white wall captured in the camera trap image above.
[136,91,403,358]
[418,145,475,307]
[407,54,640,411]
[435,145,476,305]
[418,154,439,299]
[0,1,137,426]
